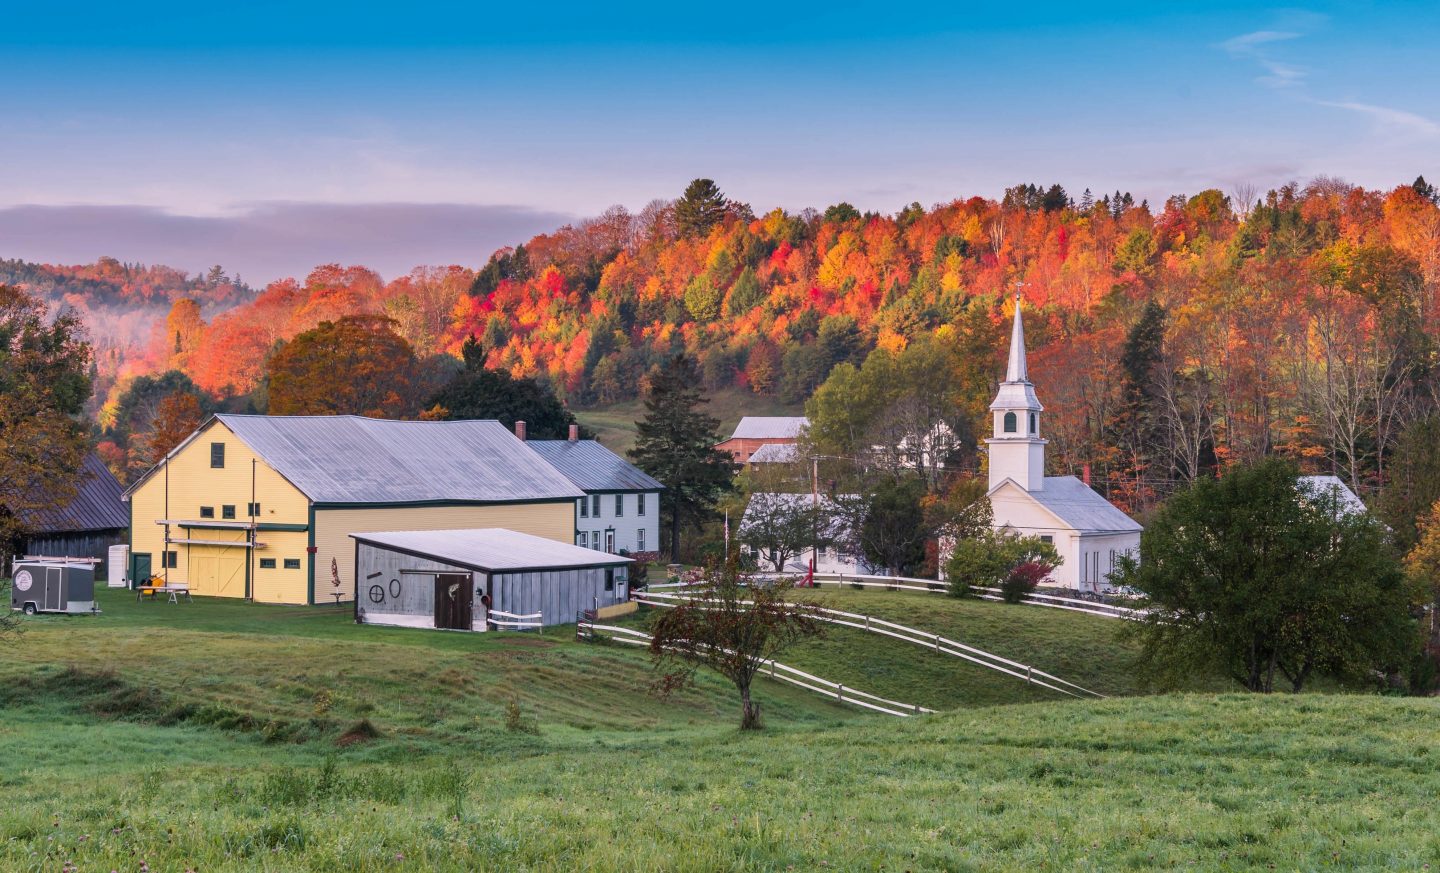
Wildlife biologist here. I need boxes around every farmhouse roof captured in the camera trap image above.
[728,416,809,441]
[19,452,128,533]
[747,443,801,463]
[350,528,632,573]
[127,415,584,505]
[1298,475,1367,516]
[526,439,663,492]
[995,475,1142,534]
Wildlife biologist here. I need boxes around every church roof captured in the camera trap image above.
[993,475,1142,534]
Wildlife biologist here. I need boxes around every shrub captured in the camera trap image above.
[1000,561,1054,603]
[946,531,1061,598]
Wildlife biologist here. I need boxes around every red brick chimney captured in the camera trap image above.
[514,420,527,441]
[568,424,579,441]
[1082,463,1091,486]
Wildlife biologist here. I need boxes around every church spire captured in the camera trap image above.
[1005,291,1028,383]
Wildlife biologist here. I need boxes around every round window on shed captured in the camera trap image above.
[1003,411,1017,433]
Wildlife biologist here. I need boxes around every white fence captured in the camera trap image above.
[735,571,1145,621]
[487,609,543,631]
[576,620,935,717]
[634,591,1104,699]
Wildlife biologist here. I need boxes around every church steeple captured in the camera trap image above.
[987,291,1046,492]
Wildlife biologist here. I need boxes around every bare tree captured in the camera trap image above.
[1229,181,1259,219]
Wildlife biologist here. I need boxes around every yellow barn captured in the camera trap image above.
[123,415,584,605]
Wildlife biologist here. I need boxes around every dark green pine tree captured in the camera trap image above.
[427,336,584,440]
[1112,300,1169,501]
[629,354,737,558]
[674,179,728,239]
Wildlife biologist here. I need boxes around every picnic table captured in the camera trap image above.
[136,583,192,604]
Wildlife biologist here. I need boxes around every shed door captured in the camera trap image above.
[434,574,472,630]
[190,548,246,598]
[44,568,62,610]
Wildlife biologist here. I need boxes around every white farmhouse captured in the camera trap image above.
[986,296,1142,592]
[527,430,664,556]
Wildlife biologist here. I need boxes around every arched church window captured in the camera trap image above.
[1029,413,1037,434]
[1003,412,1017,433]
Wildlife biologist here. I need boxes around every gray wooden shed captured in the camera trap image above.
[349,528,633,631]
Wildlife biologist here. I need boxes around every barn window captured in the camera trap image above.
[284,558,301,570]
[247,502,261,517]
[615,494,624,517]
[1003,412,1017,433]
[638,493,646,516]
[605,568,615,592]
[1029,413,1037,434]
[221,505,236,520]
[579,497,588,518]
[163,551,178,569]
[210,442,225,468]
[200,506,215,519]
[259,558,277,569]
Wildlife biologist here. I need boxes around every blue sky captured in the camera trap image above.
[2,1,1436,282]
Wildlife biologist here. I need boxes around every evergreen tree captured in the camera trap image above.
[1111,300,1169,503]
[427,363,583,440]
[674,179,728,238]
[1378,414,1440,551]
[629,354,737,558]
[1413,175,1439,205]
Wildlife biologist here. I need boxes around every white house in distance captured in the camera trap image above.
[986,295,1142,592]
[526,426,664,556]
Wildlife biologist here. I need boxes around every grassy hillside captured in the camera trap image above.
[574,388,803,455]
[4,588,1435,870]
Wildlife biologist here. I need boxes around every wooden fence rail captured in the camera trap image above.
[576,620,935,718]
[634,592,1104,699]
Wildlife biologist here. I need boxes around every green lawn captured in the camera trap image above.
[2,587,1436,871]
[574,388,803,455]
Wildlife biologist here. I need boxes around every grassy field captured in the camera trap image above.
[574,388,803,455]
[2,587,1436,870]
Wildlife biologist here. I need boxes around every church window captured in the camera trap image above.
[1040,535,1053,544]
[1029,413,1037,434]
[1003,412,1017,433]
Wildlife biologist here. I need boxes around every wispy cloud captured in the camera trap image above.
[1316,101,1440,138]
[1220,29,1300,54]
[1219,28,1306,88]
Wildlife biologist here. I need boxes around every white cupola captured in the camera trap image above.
[986,293,1046,492]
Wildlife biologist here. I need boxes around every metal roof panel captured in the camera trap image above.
[525,440,663,492]
[350,528,632,571]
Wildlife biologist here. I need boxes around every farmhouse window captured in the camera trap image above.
[615,494,624,517]
[579,497,589,518]
[210,442,225,468]
[591,495,601,517]
[283,558,301,570]
[637,529,645,551]
[1003,412,1017,433]
[592,530,599,550]
[578,531,588,548]
[221,505,236,519]
[638,493,646,516]
[259,558,277,569]
[605,530,615,553]
[200,506,215,518]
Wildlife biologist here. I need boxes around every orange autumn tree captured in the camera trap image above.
[266,315,422,418]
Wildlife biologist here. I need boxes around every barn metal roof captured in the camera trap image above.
[20,452,128,533]
[747,443,801,464]
[525,440,663,492]
[215,415,584,504]
[350,528,632,572]
[994,475,1143,534]
[727,416,809,440]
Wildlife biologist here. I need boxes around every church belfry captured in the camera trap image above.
[987,293,1046,492]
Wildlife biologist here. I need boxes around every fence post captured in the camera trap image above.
[1026,665,1033,685]
[934,634,941,653]
[836,683,844,701]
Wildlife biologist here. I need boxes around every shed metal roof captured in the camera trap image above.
[995,475,1142,534]
[1298,475,1368,516]
[214,415,584,504]
[728,416,808,440]
[19,452,128,533]
[525,439,663,492]
[350,528,633,572]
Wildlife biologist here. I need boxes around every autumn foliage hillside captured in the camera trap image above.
[28,177,1440,508]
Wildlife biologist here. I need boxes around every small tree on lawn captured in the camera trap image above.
[648,560,824,730]
[1113,457,1416,693]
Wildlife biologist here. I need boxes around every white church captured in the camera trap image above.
[986,296,1142,592]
